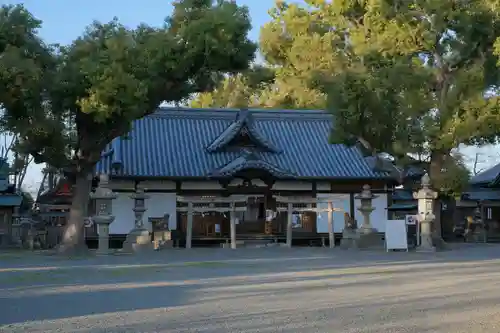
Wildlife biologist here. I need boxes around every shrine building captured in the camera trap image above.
[94,107,400,247]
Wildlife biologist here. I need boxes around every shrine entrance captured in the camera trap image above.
[177,195,247,248]
[177,194,344,248]
[274,196,344,248]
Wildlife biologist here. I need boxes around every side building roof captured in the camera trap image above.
[96,107,397,181]
[469,162,500,187]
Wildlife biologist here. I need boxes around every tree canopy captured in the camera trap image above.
[0,1,256,252]
[192,0,490,197]
[316,0,500,181]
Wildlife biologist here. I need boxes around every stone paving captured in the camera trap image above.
[1,244,500,332]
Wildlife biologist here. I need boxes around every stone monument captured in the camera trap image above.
[122,184,153,253]
[355,184,383,248]
[413,173,438,252]
[465,207,487,243]
[153,213,173,250]
[340,212,359,249]
[90,174,117,255]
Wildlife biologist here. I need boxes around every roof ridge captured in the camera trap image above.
[149,107,332,121]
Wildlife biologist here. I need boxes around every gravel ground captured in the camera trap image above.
[1,245,500,333]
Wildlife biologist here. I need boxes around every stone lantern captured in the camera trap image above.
[354,184,383,248]
[122,183,152,253]
[355,184,377,234]
[413,173,438,252]
[90,174,117,255]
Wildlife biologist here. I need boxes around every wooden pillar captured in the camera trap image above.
[480,203,486,243]
[286,202,293,247]
[230,203,236,249]
[186,202,193,249]
[328,201,335,248]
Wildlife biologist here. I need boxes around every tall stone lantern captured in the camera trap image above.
[353,184,383,248]
[413,173,438,252]
[122,183,152,253]
[90,174,117,255]
[355,184,377,234]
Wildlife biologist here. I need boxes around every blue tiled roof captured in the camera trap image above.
[461,189,500,201]
[392,189,414,201]
[96,108,393,180]
[387,203,417,210]
[206,109,280,153]
[0,194,22,206]
[210,150,295,178]
[469,162,500,185]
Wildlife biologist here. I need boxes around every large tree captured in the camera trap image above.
[314,0,500,238]
[0,1,256,253]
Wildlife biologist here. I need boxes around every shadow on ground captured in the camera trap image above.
[1,245,500,332]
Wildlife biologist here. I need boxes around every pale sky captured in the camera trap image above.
[4,0,500,196]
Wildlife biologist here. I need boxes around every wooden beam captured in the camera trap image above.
[286,202,293,247]
[230,202,236,249]
[177,207,247,213]
[274,196,346,204]
[186,202,193,249]
[177,195,252,203]
[276,207,343,213]
[328,201,334,248]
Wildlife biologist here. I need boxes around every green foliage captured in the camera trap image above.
[190,66,276,108]
[191,0,335,109]
[0,2,256,174]
[314,0,500,183]
[433,153,471,196]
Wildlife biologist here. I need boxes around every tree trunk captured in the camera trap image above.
[57,173,92,254]
[429,151,446,247]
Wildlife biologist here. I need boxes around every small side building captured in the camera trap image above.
[0,172,23,247]
[458,163,500,241]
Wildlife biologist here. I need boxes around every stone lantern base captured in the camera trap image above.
[356,231,384,249]
[432,236,448,251]
[340,228,359,249]
[122,227,153,253]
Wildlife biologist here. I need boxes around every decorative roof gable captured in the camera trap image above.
[208,150,295,178]
[206,109,281,153]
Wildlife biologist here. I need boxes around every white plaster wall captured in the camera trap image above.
[110,192,177,234]
[110,193,133,234]
[354,193,388,232]
[316,194,350,233]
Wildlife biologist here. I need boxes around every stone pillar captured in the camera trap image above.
[230,203,236,249]
[328,201,335,248]
[413,174,438,252]
[286,203,293,247]
[122,184,153,253]
[186,202,193,249]
[90,174,117,255]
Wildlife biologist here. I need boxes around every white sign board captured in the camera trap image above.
[405,215,418,225]
[385,219,408,251]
